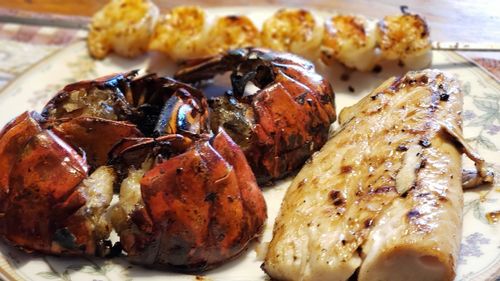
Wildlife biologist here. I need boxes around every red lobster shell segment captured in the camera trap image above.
[0,112,43,198]
[51,117,143,167]
[175,47,337,183]
[112,129,266,272]
[0,111,114,255]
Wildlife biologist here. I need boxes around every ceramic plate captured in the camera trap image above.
[0,7,498,281]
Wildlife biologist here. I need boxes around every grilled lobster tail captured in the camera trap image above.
[0,70,267,271]
[175,47,337,183]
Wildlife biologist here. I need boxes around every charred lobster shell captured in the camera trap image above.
[175,47,337,183]
[110,130,266,272]
[0,111,115,255]
[0,71,267,272]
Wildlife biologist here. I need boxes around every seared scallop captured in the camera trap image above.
[88,0,159,59]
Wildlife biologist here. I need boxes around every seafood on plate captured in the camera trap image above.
[261,9,324,60]
[0,71,267,271]
[149,6,207,60]
[0,73,146,255]
[111,130,266,272]
[0,111,116,256]
[87,0,159,59]
[87,2,433,71]
[107,75,267,272]
[320,14,378,71]
[175,47,336,183]
[263,69,490,281]
[41,72,144,168]
[376,13,432,69]
[201,15,260,57]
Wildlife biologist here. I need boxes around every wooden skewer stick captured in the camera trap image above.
[431,42,500,52]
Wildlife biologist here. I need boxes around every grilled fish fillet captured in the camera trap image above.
[263,69,470,281]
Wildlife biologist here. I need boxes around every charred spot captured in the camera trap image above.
[419,159,427,169]
[330,190,341,200]
[370,186,396,194]
[294,92,307,105]
[416,192,431,198]
[415,14,430,37]
[319,93,331,104]
[226,15,241,21]
[340,165,353,174]
[298,9,308,17]
[131,208,155,231]
[348,86,355,93]
[341,239,346,245]
[364,218,373,228]
[53,228,79,250]
[396,144,408,151]
[419,138,431,147]
[329,190,345,206]
[390,76,404,90]
[216,233,226,242]
[401,176,417,197]
[440,93,450,101]
[297,179,307,189]
[370,93,381,100]
[322,50,333,60]
[204,192,217,202]
[438,196,448,203]
[407,209,420,219]
[356,246,363,255]
[401,188,411,198]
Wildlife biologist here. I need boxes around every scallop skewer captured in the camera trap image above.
[201,15,260,56]
[261,8,324,60]
[149,6,207,61]
[321,14,378,71]
[85,2,492,72]
[375,13,432,69]
[87,0,159,59]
